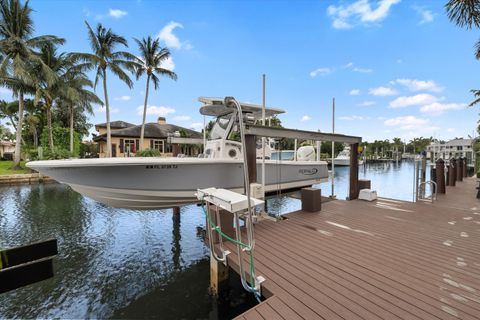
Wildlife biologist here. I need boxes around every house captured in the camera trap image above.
[0,140,15,160]
[93,117,203,157]
[426,138,475,166]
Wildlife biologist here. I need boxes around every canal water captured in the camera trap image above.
[0,160,421,318]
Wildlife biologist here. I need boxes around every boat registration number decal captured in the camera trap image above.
[146,165,178,169]
[299,168,318,175]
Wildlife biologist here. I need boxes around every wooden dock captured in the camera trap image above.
[215,177,480,319]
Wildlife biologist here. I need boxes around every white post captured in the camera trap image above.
[331,97,335,198]
[316,140,321,161]
[294,139,297,161]
[203,115,207,152]
[261,74,266,197]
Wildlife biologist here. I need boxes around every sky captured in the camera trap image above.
[1,0,479,143]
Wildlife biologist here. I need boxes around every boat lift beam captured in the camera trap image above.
[244,124,362,144]
[243,124,362,200]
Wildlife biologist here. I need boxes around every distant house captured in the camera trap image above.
[426,138,475,165]
[0,140,15,160]
[93,117,202,157]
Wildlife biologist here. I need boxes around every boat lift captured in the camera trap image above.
[196,96,363,300]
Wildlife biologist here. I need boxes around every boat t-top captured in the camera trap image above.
[27,97,329,209]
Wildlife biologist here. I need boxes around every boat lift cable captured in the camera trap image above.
[199,97,263,302]
[201,204,261,303]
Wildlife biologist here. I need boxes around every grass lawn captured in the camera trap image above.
[0,160,32,175]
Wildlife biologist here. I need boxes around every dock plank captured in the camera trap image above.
[218,177,480,320]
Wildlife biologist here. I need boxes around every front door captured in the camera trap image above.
[112,144,117,157]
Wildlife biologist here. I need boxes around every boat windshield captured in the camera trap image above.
[271,151,295,160]
[209,114,232,140]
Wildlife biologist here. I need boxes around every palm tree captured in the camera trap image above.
[446,1,480,107]
[60,66,102,154]
[73,22,137,157]
[0,0,64,169]
[134,36,177,150]
[34,43,71,152]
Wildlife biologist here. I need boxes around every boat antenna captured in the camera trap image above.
[331,97,336,198]
[262,74,266,204]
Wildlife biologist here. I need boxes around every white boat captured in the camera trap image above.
[27,98,329,209]
[329,146,364,166]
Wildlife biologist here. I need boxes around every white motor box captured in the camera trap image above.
[250,183,265,199]
[359,189,377,201]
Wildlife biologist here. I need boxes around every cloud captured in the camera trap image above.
[344,62,373,73]
[419,102,466,116]
[392,78,443,92]
[413,6,434,24]
[357,101,376,106]
[389,93,440,108]
[115,95,131,101]
[158,21,193,50]
[369,86,397,96]
[0,87,12,96]
[310,68,332,77]
[162,56,175,71]
[384,115,429,130]
[350,89,361,95]
[136,105,176,116]
[353,67,373,73]
[447,128,456,133]
[173,115,191,121]
[327,0,401,29]
[301,115,311,121]
[190,122,203,131]
[339,115,365,121]
[96,106,119,114]
[109,9,127,18]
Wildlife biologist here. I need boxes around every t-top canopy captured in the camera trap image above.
[198,96,285,118]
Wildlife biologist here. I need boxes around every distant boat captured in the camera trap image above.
[328,146,363,166]
[27,98,329,209]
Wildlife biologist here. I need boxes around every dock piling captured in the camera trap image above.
[448,158,456,187]
[349,143,360,200]
[462,157,468,178]
[457,157,463,182]
[210,252,229,296]
[435,159,446,194]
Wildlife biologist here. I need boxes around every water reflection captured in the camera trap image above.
[0,160,419,318]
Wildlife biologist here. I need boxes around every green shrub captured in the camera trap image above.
[136,148,161,157]
[42,148,72,160]
[40,126,80,157]
[80,143,99,158]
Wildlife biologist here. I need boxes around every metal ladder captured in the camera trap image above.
[197,97,265,298]
[414,159,437,202]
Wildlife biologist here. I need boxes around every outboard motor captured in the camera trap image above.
[297,146,316,161]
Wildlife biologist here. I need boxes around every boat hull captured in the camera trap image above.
[27,158,328,209]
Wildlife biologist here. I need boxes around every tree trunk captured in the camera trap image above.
[33,127,38,148]
[70,104,74,155]
[47,103,54,152]
[12,91,24,170]
[140,74,151,151]
[102,68,112,157]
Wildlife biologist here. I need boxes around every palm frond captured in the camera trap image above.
[108,62,133,88]
[445,0,480,29]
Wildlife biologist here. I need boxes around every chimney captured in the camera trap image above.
[157,117,166,125]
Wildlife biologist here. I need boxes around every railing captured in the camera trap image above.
[417,181,437,203]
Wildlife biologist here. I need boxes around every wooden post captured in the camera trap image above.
[172,144,180,157]
[436,159,446,194]
[210,252,229,296]
[349,143,359,200]
[245,135,257,184]
[172,206,180,215]
[449,158,456,187]
[463,157,468,177]
[457,157,463,182]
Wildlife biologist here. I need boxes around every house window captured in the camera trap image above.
[124,139,136,153]
[153,140,164,153]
